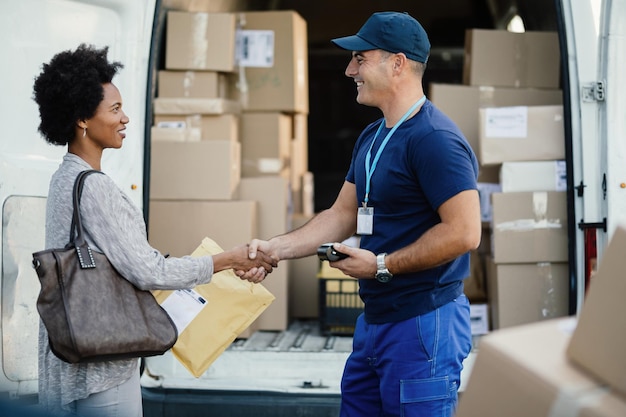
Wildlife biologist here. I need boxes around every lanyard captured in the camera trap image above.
[363,95,426,205]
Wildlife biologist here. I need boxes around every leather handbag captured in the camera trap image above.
[32,169,178,363]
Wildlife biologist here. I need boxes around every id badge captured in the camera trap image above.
[357,206,374,235]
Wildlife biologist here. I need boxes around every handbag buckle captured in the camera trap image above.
[76,245,97,269]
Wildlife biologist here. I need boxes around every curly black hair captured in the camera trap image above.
[33,44,123,146]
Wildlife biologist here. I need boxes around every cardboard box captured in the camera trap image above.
[463,29,560,89]
[567,225,626,398]
[165,11,236,72]
[237,176,292,331]
[253,265,289,331]
[154,97,240,115]
[428,83,562,180]
[237,176,291,239]
[500,160,567,192]
[479,105,565,165]
[456,317,626,417]
[486,258,569,329]
[150,126,201,142]
[287,213,320,318]
[229,10,308,113]
[290,134,307,213]
[158,70,228,98]
[154,114,239,141]
[465,250,487,302]
[290,113,309,189]
[301,171,315,217]
[240,112,292,177]
[150,140,240,200]
[163,0,247,13]
[148,200,257,257]
[492,191,568,264]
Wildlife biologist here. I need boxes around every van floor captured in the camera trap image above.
[141,320,476,417]
[141,320,349,416]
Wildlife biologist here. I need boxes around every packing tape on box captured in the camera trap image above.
[182,71,195,97]
[495,218,562,231]
[189,13,209,68]
[512,37,527,88]
[549,386,610,417]
[495,191,563,231]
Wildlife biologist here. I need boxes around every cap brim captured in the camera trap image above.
[331,35,378,52]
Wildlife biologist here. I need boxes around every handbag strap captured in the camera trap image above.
[69,169,104,269]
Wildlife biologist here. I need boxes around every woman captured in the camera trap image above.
[32,44,275,417]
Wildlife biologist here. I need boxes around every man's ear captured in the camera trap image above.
[393,53,407,71]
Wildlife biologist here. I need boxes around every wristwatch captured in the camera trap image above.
[375,253,393,283]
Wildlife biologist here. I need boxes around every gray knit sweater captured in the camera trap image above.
[38,154,214,414]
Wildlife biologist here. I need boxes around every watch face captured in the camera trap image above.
[376,272,393,283]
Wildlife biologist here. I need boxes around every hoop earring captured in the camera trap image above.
[83,127,87,138]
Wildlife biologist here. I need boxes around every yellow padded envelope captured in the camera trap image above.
[153,237,275,377]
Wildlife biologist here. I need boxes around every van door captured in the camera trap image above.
[0,0,156,399]
[560,0,626,312]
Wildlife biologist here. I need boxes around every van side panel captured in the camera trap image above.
[0,0,156,397]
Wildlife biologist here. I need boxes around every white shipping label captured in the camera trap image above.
[236,29,274,67]
[160,288,208,334]
[555,160,567,191]
[485,106,528,138]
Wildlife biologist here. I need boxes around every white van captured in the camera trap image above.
[0,0,624,415]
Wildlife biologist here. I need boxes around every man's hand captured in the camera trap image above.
[326,243,377,279]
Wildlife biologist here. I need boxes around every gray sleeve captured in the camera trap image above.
[78,173,214,290]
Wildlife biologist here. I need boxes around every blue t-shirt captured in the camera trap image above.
[346,100,479,324]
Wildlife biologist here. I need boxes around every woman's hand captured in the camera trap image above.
[213,244,278,283]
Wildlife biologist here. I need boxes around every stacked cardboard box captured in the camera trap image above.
[457,226,626,416]
[231,10,317,324]
[148,9,312,335]
[232,10,311,214]
[429,29,563,334]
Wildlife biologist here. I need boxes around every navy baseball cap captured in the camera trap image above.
[331,12,431,63]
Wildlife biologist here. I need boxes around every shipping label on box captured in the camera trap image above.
[428,83,562,173]
[484,106,528,138]
[479,105,565,165]
[236,30,274,67]
[228,11,308,113]
[470,303,489,335]
[500,160,567,193]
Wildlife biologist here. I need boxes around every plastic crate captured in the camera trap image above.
[318,277,364,336]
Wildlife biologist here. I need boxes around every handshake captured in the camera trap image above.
[213,241,277,284]
[229,240,352,284]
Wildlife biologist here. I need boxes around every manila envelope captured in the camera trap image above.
[153,237,275,377]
